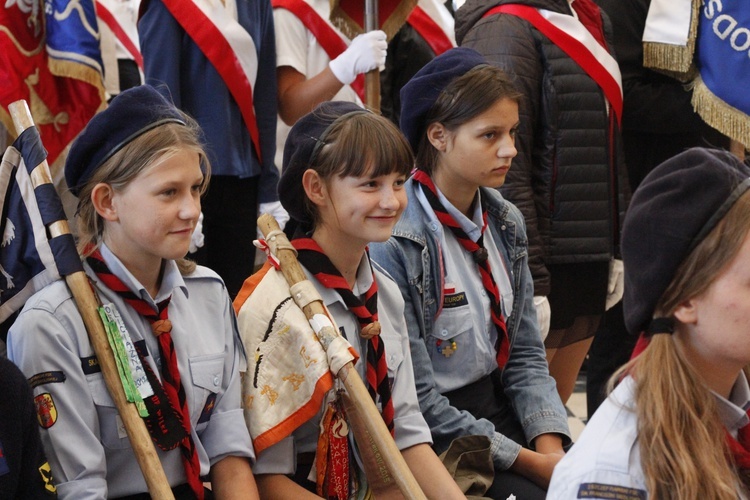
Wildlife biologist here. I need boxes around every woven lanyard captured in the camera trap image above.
[86,250,204,499]
[291,236,395,433]
[413,170,510,368]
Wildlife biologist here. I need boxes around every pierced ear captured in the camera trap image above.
[426,122,449,152]
[673,299,698,325]
[90,183,118,222]
[302,169,327,208]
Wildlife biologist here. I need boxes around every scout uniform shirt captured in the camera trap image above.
[415,185,514,393]
[548,374,750,499]
[251,255,432,475]
[7,244,254,499]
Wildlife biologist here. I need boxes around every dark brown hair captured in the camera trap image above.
[415,65,522,174]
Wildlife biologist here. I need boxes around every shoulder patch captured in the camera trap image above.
[28,371,67,389]
[34,393,58,429]
[578,482,647,500]
[38,461,57,494]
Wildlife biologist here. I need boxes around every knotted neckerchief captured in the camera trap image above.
[413,170,510,368]
[292,235,395,498]
[86,249,204,499]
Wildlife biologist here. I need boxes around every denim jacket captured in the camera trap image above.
[370,179,570,470]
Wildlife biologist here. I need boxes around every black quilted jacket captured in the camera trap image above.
[455,0,630,296]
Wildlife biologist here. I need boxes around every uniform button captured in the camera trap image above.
[501,225,506,230]
[481,290,487,296]
[441,329,448,336]
[430,222,438,231]
[213,375,220,386]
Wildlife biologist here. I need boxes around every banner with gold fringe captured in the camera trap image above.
[329,0,417,41]
[642,0,701,80]
[642,0,749,148]
[1,0,106,166]
[691,1,750,148]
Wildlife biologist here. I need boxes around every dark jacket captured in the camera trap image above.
[594,0,729,189]
[455,0,629,295]
[0,357,56,499]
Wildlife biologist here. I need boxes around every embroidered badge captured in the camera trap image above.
[34,393,58,429]
[436,338,457,357]
[198,393,218,424]
[442,291,468,309]
[0,439,9,477]
[38,461,57,494]
[28,371,66,389]
[578,482,647,500]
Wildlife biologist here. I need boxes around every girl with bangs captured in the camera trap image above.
[234,101,463,499]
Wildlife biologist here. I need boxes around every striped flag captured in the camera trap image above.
[0,125,83,342]
[0,0,106,166]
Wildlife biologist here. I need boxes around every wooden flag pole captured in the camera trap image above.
[9,100,175,500]
[364,0,381,112]
[258,213,426,499]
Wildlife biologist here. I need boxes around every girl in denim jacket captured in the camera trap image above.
[370,47,570,500]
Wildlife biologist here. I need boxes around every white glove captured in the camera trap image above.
[534,295,551,341]
[257,201,290,238]
[329,30,387,85]
[189,212,205,254]
[606,259,624,311]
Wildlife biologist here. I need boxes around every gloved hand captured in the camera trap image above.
[533,295,551,341]
[257,201,290,238]
[606,259,624,311]
[189,212,205,254]
[329,30,387,85]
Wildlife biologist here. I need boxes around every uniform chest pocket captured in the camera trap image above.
[429,304,475,371]
[189,354,224,427]
[87,375,132,450]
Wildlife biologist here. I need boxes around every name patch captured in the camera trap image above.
[28,371,66,389]
[578,482,647,500]
[443,292,468,309]
[80,355,101,375]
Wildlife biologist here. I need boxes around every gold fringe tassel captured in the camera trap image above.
[643,0,701,81]
[330,0,417,42]
[691,76,750,149]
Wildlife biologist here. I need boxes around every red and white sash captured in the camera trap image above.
[160,0,263,161]
[272,0,366,102]
[484,4,622,124]
[96,0,143,69]
[407,0,455,56]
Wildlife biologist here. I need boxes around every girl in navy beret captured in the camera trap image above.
[549,148,750,499]
[7,85,259,499]
[234,101,464,498]
[370,47,571,499]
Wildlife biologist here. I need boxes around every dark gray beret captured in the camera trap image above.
[399,47,487,152]
[65,85,185,196]
[278,101,367,225]
[622,147,750,335]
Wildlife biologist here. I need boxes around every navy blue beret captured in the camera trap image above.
[622,147,750,335]
[399,47,487,153]
[279,101,368,225]
[65,85,185,196]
